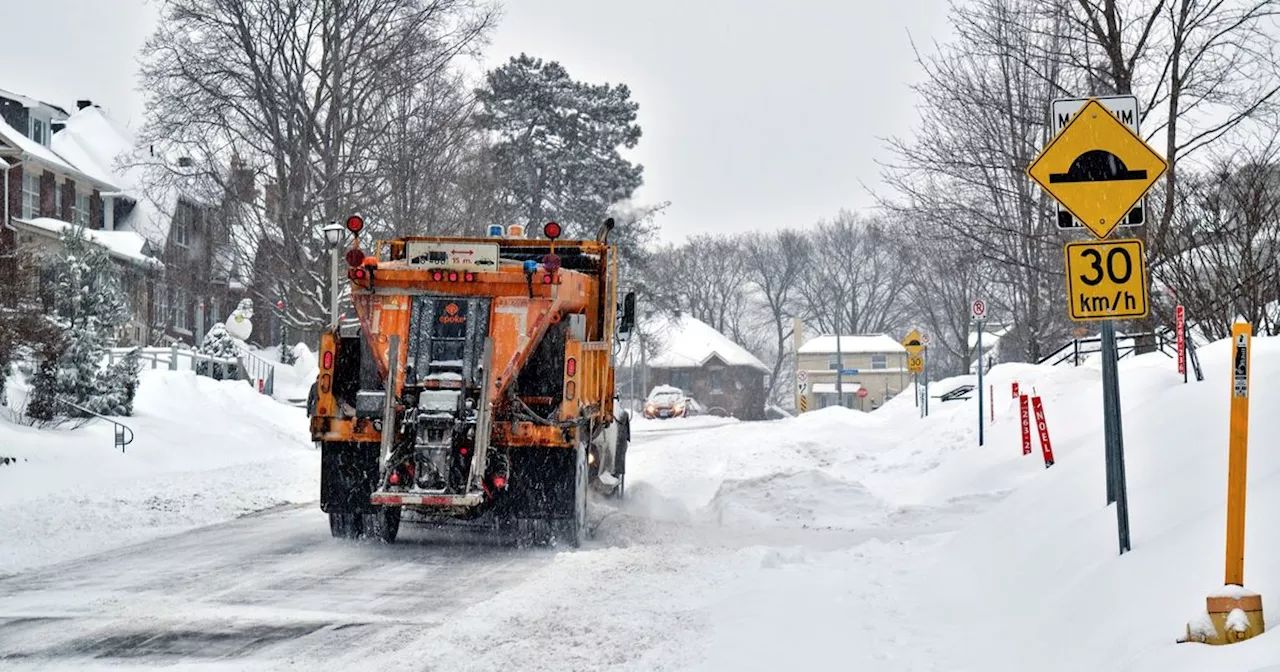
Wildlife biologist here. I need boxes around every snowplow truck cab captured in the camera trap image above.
[310,218,635,547]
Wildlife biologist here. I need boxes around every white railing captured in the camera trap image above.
[233,345,277,396]
[104,345,275,394]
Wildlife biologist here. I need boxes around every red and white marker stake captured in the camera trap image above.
[1032,396,1055,468]
[1012,382,1020,399]
[1019,395,1032,456]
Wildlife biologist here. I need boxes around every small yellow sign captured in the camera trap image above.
[907,355,924,373]
[1064,239,1150,321]
[1027,99,1168,240]
[902,329,925,356]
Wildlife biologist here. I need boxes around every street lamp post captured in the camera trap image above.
[322,223,345,326]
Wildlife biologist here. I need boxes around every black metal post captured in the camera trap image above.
[1101,321,1131,553]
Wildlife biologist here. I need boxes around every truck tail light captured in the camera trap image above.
[566,358,576,376]
[464,272,475,282]
[322,351,333,369]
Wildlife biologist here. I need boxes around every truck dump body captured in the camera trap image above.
[309,221,634,546]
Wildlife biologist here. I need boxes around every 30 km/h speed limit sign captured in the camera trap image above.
[1064,239,1150,321]
[907,355,925,373]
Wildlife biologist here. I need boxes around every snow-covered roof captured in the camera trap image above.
[812,382,862,395]
[10,217,162,269]
[648,314,770,373]
[49,106,180,245]
[50,106,136,189]
[0,87,68,115]
[799,334,906,355]
[968,324,1011,350]
[0,115,110,187]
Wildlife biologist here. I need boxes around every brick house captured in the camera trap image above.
[48,100,250,346]
[646,313,770,420]
[0,92,161,345]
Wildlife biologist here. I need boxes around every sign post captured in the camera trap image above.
[922,332,931,417]
[971,300,987,446]
[796,369,808,415]
[1186,322,1265,645]
[1027,96,1168,556]
[1226,324,1251,587]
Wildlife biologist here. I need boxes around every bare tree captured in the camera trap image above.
[741,229,809,403]
[137,0,496,335]
[1156,139,1280,338]
[880,0,1073,362]
[797,211,908,336]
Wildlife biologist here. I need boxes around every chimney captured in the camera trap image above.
[76,100,92,110]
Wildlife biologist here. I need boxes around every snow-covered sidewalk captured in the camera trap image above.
[0,369,317,574]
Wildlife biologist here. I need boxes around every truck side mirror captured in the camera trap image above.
[618,292,636,341]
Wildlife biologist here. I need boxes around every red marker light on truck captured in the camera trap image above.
[432,271,443,281]
[464,272,475,282]
[566,358,576,376]
[345,215,364,233]
[345,248,365,267]
[448,271,458,282]
[542,274,553,284]
[322,351,333,369]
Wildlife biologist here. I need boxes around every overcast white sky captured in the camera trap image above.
[0,0,951,242]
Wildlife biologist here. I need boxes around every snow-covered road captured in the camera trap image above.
[0,504,557,669]
[0,411,980,671]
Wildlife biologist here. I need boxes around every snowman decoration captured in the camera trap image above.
[224,298,254,341]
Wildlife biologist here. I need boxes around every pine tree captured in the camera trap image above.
[29,226,136,419]
[476,54,650,246]
[197,322,240,380]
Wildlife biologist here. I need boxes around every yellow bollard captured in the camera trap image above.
[1183,322,1264,645]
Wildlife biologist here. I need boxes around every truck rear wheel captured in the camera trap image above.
[557,432,589,547]
[329,512,362,539]
[362,507,401,543]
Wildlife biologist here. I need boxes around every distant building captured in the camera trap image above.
[646,313,771,421]
[796,334,908,411]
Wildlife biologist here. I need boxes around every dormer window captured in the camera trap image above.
[30,118,47,146]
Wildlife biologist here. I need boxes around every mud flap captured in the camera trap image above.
[320,442,379,514]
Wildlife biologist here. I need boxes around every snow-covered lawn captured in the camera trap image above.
[0,369,317,574]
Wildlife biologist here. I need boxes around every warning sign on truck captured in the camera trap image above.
[405,241,499,271]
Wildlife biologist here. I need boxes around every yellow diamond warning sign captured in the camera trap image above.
[1027,99,1167,240]
[1064,238,1150,321]
[902,329,924,356]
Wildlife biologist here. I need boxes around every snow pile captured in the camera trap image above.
[0,369,317,574]
[619,406,945,533]
[880,337,1280,671]
[246,341,319,403]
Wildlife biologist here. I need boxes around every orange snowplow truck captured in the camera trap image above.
[309,218,636,547]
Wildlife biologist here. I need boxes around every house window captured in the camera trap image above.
[172,204,192,248]
[709,368,724,394]
[153,286,169,327]
[871,354,888,370]
[54,183,62,219]
[172,286,190,331]
[670,369,693,392]
[828,355,840,370]
[30,118,46,146]
[22,172,39,219]
[74,193,90,227]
